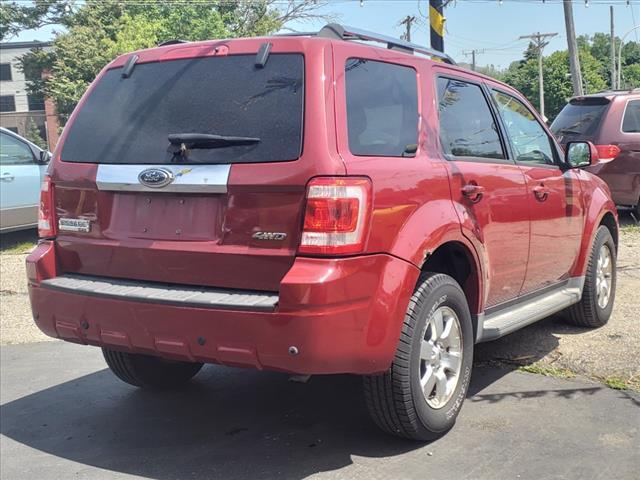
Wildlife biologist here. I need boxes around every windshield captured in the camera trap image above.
[61,53,304,164]
[550,99,609,139]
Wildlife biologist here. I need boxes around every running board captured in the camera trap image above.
[477,277,584,342]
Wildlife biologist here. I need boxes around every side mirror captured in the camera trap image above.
[565,141,598,168]
[39,150,51,164]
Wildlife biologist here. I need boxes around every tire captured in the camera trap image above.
[363,272,474,441]
[102,348,203,389]
[565,226,616,328]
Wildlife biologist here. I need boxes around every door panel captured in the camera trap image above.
[0,132,41,229]
[448,162,530,307]
[435,74,530,309]
[519,166,584,293]
[489,89,585,293]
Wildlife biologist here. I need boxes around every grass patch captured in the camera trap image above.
[518,364,576,379]
[602,377,628,390]
[1,241,36,255]
[0,230,38,254]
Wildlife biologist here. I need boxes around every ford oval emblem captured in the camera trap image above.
[138,168,174,188]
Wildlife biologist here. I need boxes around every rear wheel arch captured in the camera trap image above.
[421,241,482,337]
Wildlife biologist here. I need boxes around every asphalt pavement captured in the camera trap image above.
[1,341,639,479]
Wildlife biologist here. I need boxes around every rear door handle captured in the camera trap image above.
[1,172,15,182]
[461,184,485,203]
[532,184,549,202]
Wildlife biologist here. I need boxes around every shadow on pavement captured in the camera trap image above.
[0,330,566,480]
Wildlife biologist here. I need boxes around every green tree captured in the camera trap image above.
[0,0,75,40]
[16,0,331,124]
[25,118,48,150]
[504,48,607,121]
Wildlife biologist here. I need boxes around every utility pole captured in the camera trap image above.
[610,6,616,90]
[429,0,445,52]
[519,32,557,118]
[400,15,416,42]
[462,49,485,71]
[563,0,584,96]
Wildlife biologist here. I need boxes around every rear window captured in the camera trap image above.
[345,59,418,157]
[61,54,304,164]
[622,100,640,133]
[550,98,609,138]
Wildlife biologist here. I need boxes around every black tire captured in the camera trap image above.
[102,348,203,389]
[363,272,474,441]
[565,226,616,328]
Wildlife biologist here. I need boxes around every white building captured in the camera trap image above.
[0,40,52,142]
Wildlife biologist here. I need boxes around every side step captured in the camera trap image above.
[477,278,584,342]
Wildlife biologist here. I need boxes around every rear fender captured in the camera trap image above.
[389,198,485,314]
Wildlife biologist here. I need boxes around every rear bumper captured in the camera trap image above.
[27,241,419,375]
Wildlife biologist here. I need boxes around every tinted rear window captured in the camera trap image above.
[550,99,609,138]
[345,59,418,157]
[61,54,304,164]
[622,100,640,133]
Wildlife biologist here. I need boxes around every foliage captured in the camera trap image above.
[476,64,505,82]
[25,118,48,151]
[0,0,75,41]
[503,37,632,122]
[15,0,331,124]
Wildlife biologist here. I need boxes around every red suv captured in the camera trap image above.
[27,24,619,440]
[551,90,640,215]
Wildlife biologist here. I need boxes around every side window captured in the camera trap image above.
[622,100,640,133]
[0,132,35,165]
[492,90,556,166]
[436,77,504,160]
[345,59,418,157]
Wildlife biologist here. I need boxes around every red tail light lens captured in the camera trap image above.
[38,175,56,238]
[299,177,372,255]
[595,144,621,161]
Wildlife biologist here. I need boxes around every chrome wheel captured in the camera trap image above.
[596,244,613,309]
[420,306,463,409]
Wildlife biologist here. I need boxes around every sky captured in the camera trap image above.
[11,0,640,69]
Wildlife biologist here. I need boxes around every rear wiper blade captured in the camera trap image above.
[168,133,260,149]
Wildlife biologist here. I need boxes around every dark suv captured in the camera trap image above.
[27,24,619,440]
[551,90,640,215]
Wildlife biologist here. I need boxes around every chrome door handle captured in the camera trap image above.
[1,173,15,182]
[461,184,485,203]
[532,184,549,202]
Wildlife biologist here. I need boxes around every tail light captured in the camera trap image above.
[38,175,56,238]
[595,144,621,161]
[299,177,372,255]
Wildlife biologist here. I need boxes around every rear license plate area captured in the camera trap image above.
[106,193,222,241]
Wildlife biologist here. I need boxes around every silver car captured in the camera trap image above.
[0,127,50,233]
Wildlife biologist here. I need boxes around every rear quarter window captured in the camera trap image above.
[345,59,418,157]
[60,54,304,164]
[622,100,640,133]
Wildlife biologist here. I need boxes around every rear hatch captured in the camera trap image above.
[550,96,611,144]
[51,40,341,292]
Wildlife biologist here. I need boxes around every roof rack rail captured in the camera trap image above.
[318,23,456,65]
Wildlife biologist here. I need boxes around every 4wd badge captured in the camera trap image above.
[252,231,287,241]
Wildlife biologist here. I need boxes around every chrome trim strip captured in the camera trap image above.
[96,164,230,193]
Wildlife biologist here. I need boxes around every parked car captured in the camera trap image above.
[26,24,618,441]
[550,90,640,215]
[0,127,51,233]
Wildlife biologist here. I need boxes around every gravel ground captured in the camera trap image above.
[1,215,638,388]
